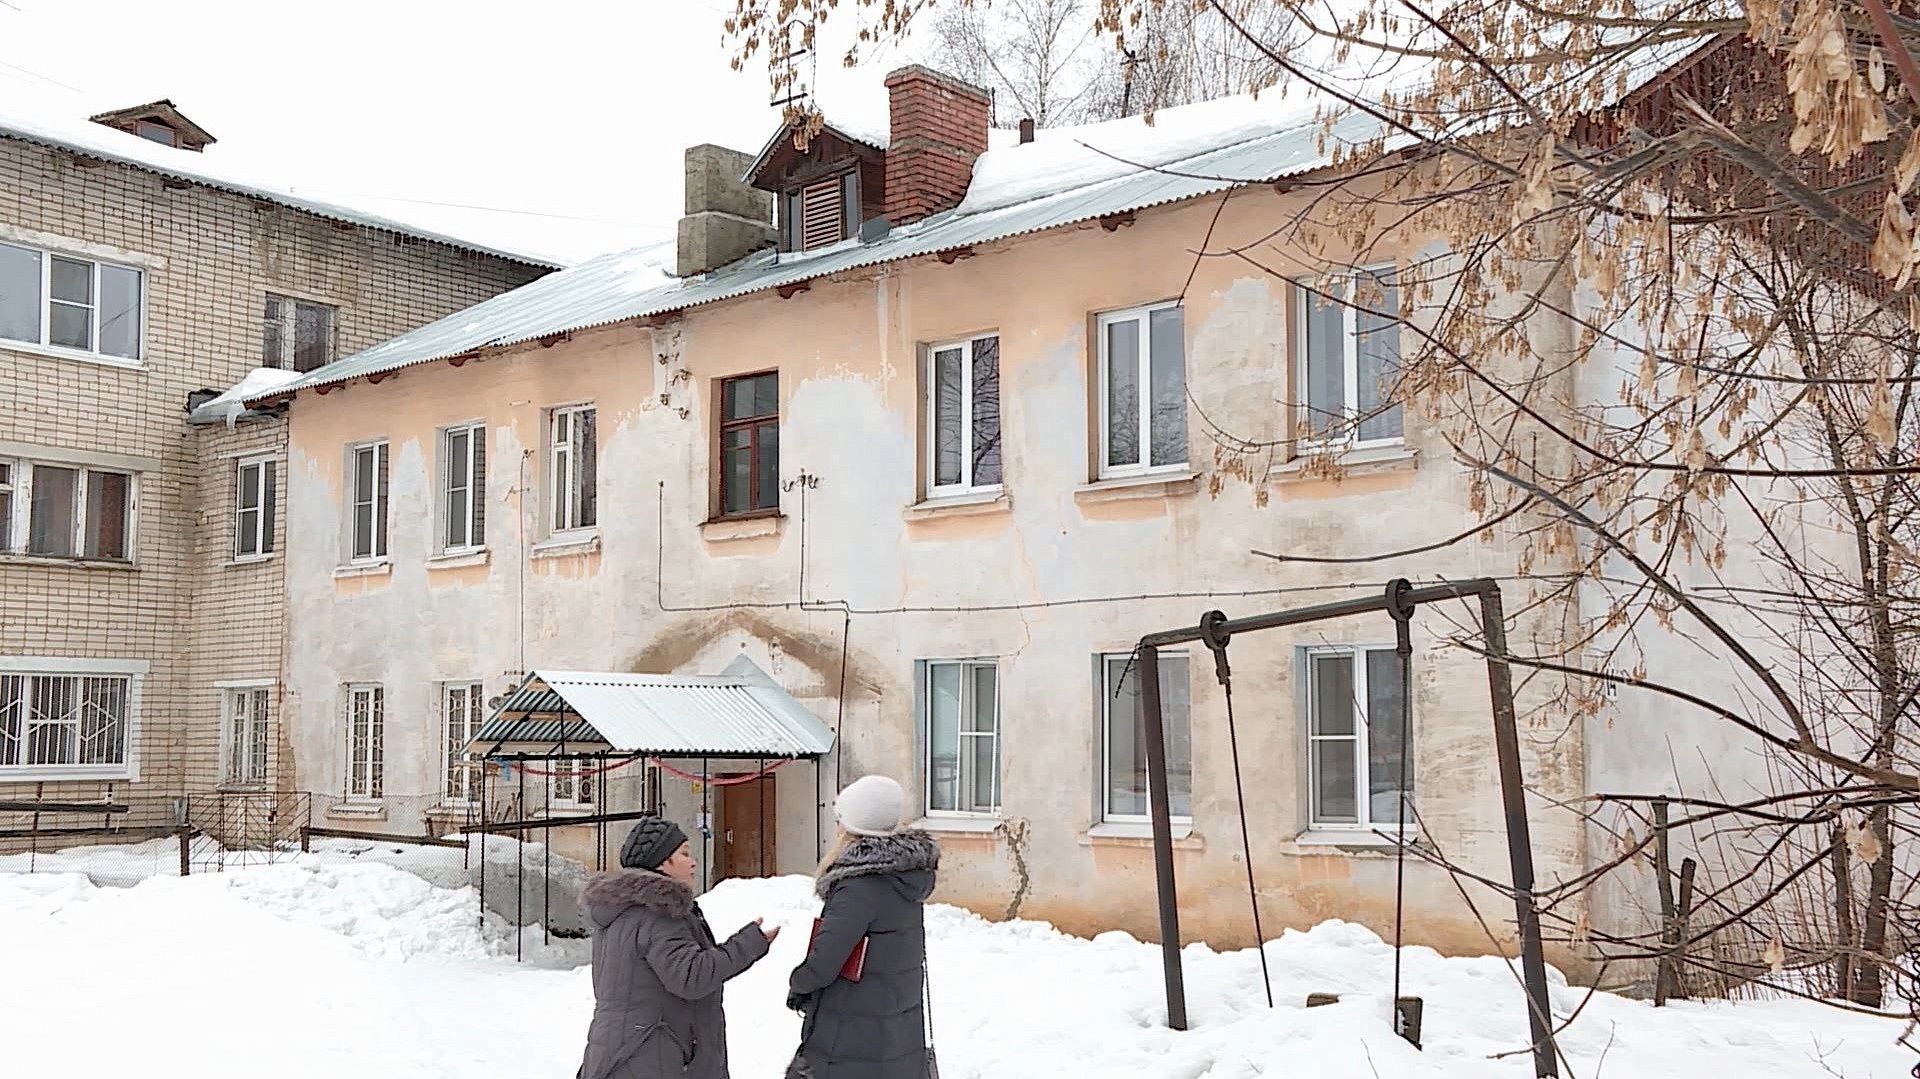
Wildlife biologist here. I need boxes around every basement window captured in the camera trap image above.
[782,172,859,253]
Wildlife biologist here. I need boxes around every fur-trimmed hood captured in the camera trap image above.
[816,830,939,900]
[582,868,694,927]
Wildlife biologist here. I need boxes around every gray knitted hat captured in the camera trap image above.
[619,816,689,870]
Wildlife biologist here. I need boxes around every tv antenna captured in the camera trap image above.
[771,16,824,148]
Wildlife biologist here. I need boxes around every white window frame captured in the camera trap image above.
[1095,301,1188,479]
[441,681,484,807]
[0,459,14,554]
[344,440,390,564]
[0,239,145,366]
[232,455,276,562]
[261,294,336,373]
[1293,265,1405,453]
[0,457,138,563]
[219,682,273,789]
[1099,651,1192,825]
[921,659,1001,818]
[437,423,486,553]
[1303,644,1413,834]
[0,656,147,781]
[924,334,1003,497]
[344,683,385,803]
[548,757,596,811]
[548,404,597,536]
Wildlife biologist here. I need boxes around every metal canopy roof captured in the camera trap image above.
[474,656,835,760]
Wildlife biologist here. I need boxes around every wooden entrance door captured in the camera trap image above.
[718,773,777,880]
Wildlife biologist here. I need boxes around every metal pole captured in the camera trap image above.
[516,764,525,963]
[701,757,711,892]
[1477,587,1559,1078]
[1136,644,1188,1030]
[478,763,488,931]
[1141,582,1484,649]
[758,754,768,876]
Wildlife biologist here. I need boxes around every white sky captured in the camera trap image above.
[0,0,919,265]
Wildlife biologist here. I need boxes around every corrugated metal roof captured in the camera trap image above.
[253,38,1713,405]
[0,108,560,270]
[473,657,835,759]
[256,108,1398,401]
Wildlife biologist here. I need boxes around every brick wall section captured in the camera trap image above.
[186,420,289,796]
[0,135,546,841]
[883,66,991,224]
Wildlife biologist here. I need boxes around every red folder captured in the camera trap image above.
[809,918,869,982]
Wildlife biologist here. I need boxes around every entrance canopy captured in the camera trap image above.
[472,656,835,761]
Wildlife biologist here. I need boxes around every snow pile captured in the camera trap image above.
[959,88,1329,215]
[0,835,187,886]
[0,861,1910,1078]
[188,366,303,426]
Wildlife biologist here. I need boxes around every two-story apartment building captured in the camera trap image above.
[0,97,552,845]
[245,49,1812,979]
[239,62,1587,959]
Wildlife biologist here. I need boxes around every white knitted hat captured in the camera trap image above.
[835,775,905,837]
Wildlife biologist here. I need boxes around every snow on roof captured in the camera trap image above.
[0,99,560,269]
[255,38,1717,405]
[189,367,304,427]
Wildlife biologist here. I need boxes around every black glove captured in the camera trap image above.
[786,990,815,1014]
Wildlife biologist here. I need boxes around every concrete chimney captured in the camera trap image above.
[883,66,992,226]
[676,144,776,277]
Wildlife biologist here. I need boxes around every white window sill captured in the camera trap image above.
[1293,828,1416,850]
[1080,820,1201,849]
[700,514,784,543]
[0,553,137,571]
[225,554,276,568]
[540,805,596,819]
[532,533,600,559]
[913,815,1002,835]
[904,490,1012,521]
[1269,443,1418,482]
[216,782,270,795]
[326,803,387,821]
[0,339,145,371]
[1074,469,1199,505]
[427,548,490,570]
[333,560,392,579]
[0,765,135,783]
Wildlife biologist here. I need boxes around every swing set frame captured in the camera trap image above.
[1132,577,1559,1079]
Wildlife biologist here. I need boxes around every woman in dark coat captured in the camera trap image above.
[578,816,778,1079]
[787,775,940,1079]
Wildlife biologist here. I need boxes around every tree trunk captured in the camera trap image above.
[1832,823,1856,999]
[1847,805,1894,1007]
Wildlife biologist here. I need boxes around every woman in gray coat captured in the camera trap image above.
[578,817,778,1079]
[787,776,940,1079]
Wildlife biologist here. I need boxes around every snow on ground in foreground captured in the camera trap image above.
[0,860,1911,1078]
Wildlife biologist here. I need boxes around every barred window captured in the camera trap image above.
[0,670,133,774]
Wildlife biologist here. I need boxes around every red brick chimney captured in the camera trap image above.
[883,66,992,225]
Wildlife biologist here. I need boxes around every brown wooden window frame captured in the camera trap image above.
[715,371,781,519]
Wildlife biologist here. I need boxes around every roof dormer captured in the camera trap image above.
[744,122,887,253]
[88,100,217,152]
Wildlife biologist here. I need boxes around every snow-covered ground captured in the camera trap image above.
[0,856,1911,1078]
